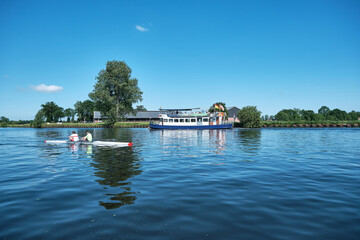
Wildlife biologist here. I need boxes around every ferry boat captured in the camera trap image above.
[149,108,233,130]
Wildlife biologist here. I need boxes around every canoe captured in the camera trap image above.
[45,140,133,147]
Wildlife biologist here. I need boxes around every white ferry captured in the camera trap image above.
[149,108,233,130]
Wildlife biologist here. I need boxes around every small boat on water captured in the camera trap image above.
[45,140,133,147]
[149,108,233,130]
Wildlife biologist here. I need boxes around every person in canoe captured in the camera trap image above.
[82,131,93,142]
[69,131,79,142]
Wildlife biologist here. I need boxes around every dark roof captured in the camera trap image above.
[126,111,161,119]
[228,107,240,117]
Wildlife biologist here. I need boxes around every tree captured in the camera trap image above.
[208,102,229,119]
[75,100,95,123]
[32,110,45,128]
[275,111,289,121]
[89,60,143,125]
[0,116,9,122]
[329,108,349,121]
[349,111,360,121]
[275,109,300,121]
[64,108,76,122]
[135,105,147,112]
[318,106,330,116]
[237,106,262,128]
[41,101,63,122]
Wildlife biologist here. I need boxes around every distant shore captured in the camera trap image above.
[1,121,359,128]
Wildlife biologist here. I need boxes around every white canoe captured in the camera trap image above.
[45,140,133,147]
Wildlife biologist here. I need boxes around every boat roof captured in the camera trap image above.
[160,108,200,111]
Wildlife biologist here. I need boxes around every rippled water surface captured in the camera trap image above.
[0,128,359,239]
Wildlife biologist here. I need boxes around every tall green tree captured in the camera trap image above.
[75,100,95,123]
[32,109,45,128]
[41,101,63,122]
[89,60,143,125]
[237,106,262,128]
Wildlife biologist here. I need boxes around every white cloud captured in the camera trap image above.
[135,25,149,32]
[30,84,63,92]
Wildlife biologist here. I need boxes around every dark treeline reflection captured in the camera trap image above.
[236,129,262,154]
[91,147,142,209]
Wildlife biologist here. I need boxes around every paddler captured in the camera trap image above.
[69,131,79,141]
[82,131,93,142]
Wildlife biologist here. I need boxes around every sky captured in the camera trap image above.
[0,0,359,120]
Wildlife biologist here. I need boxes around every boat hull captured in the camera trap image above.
[149,123,233,130]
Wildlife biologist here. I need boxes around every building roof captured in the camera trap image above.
[228,106,240,117]
[126,111,161,119]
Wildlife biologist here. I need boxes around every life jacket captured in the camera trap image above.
[70,134,79,141]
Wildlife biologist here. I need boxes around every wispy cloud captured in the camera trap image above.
[3,74,9,78]
[30,84,63,92]
[135,25,149,32]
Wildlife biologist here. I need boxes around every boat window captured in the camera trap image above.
[169,119,173,122]
[191,119,196,122]
[180,119,184,122]
[197,118,202,122]
[174,119,179,122]
[203,118,209,122]
[210,117,214,121]
[164,119,168,122]
[185,119,190,122]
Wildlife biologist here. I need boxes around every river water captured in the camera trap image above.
[0,128,359,239]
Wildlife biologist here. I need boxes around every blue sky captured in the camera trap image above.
[0,0,359,120]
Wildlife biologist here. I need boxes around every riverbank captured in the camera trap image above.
[1,121,359,128]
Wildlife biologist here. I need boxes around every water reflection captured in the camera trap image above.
[236,129,262,154]
[90,147,142,209]
[156,129,229,156]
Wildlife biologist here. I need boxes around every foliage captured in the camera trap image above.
[64,108,76,122]
[0,116,9,127]
[318,106,330,116]
[135,105,147,112]
[89,60,143,126]
[41,101,64,122]
[31,109,45,128]
[208,102,229,119]
[237,106,262,128]
[272,106,359,122]
[275,108,301,121]
[75,100,95,122]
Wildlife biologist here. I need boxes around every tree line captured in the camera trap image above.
[261,106,360,122]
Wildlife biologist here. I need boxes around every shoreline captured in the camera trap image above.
[1,122,359,128]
